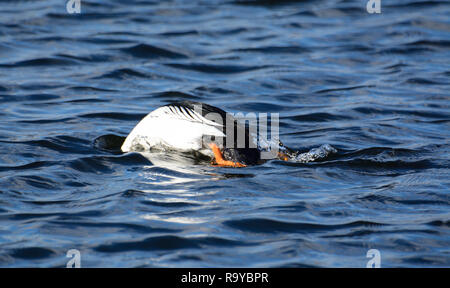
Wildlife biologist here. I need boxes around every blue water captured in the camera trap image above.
[0,0,449,267]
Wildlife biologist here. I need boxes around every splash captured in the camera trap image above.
[293,144,337,163]
[258,137,337,163]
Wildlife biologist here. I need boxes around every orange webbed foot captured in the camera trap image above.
[208,143,246,168]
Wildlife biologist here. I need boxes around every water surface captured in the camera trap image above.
[0,0,449,267]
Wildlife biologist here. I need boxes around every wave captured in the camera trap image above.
[0,57,76,67]
[95,235,246,253]
[224,218,385,233]
[119,43,188,59]
[165,63,272,74]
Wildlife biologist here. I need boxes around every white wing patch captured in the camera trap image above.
[121,105,225,153]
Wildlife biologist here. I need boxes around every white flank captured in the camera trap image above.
[121,105,225,153]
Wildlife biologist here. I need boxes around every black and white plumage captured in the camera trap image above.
[121,101,262,165]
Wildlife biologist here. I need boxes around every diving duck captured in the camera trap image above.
[121,101,296,167]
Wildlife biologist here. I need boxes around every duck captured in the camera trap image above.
[121,101,297,167]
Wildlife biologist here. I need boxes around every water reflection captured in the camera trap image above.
[136,150,255,184]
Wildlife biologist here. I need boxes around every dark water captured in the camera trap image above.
[0,0,449,267]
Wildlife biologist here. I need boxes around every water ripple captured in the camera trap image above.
[0,0,449,268]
